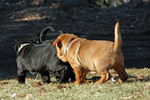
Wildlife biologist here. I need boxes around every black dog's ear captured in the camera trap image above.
[34,37,40,44]
[14,45,18,52]
[14,43,20,53]
[58,30,64,35]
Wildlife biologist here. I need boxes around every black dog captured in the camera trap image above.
[14,27,75,84]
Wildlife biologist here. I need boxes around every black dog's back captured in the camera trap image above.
[17,44,52,72]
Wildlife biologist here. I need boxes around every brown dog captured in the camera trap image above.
[50,22,128,84]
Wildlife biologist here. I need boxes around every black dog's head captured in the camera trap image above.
[49,62,75,83]
[14,36,40,53]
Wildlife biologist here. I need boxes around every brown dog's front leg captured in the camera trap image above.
[73,67,85,85]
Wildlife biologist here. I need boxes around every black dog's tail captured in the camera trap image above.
[39,26,55,43]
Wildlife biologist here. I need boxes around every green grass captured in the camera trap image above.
[0,68,150,100]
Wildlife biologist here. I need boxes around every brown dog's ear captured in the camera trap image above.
[50,38,62,49]
[50,38,59,46]
[50,41,55,46]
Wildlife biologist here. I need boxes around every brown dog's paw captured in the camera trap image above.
[84,80,93,83]
[117,79,123,84]
[34,81,42,87]
[94,81,103,84]
[74,81,82,85]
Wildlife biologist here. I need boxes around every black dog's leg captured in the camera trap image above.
[67,66,75,82]
[40,71,50,84]
[18,70,26,84]
[69,71,75,82]
[59,75,69,84]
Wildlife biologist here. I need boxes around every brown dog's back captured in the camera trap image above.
[77,22,123,71]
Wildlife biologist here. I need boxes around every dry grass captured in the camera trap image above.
[0,68,150,100]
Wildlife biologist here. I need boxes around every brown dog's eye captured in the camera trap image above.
[57,53,62,57]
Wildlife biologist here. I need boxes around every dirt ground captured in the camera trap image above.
[0,0,150,79]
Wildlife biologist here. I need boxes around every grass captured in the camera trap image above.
[0,68,150,100]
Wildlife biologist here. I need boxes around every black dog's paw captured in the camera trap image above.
[40,71,51,84]
[18,81,25,84]
[69,73,75,82]
[70,77,75,82]
[41,76,51,84]
[58,76,70,84]
[18,75,25,84]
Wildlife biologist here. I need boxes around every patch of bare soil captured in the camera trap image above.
[0,0,150,79]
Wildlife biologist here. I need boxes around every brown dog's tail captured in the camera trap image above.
[114,22,122,51]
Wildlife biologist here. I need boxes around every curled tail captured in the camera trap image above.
[39,26,55,43]
[114,22,123,51]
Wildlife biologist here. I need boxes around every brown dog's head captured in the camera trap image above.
[50,34,77,62]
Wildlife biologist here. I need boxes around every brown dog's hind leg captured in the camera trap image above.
[113,66,128,83]
[82,72,93,83]
[95,71,111,84]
